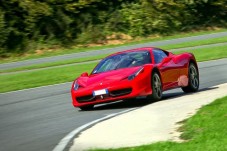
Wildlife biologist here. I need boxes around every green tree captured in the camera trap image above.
[0,0,226,56]
[183,0,227,25]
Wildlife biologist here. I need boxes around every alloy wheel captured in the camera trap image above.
[189,65,199,89]
[153,74,162,98]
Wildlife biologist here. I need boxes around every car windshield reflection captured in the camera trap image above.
[92,51,151,74]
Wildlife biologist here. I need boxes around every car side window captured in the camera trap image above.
[153,49,168,64]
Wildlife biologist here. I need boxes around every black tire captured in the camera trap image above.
[147,72,163,102]
[182,63,199,93]
[79,105,94,111]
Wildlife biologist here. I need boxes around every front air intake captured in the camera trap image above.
[110,88,132,97]
[76,95,95,103]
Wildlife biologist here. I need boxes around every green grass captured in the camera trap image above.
[91,96,227,151]
[162,36,227,50]
[0,45,227,93]
[0,63,95,93]
[1,35,227,73]
[1,28,227,64]
[175,45,227,62]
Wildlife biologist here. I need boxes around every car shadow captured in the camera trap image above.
[92,98,150,111]
[80,86,218,111]
[161,86,218,101]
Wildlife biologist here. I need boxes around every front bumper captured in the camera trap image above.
[71,75,152,107]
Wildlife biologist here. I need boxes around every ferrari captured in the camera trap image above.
[71,47,199,110]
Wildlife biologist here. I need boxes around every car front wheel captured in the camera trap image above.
[147,72,163,102]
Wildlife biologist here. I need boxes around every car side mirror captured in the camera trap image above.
[160,57,171,66]
[163,57,172,63]
[81,72,88,77]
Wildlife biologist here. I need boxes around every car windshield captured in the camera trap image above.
[92,51,151,74]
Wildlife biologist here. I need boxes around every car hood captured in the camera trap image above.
[77,66,141,87]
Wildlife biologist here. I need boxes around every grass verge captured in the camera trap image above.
[0,45,227,93]
[0,63,95,93]
[175,45,227,62]
[1,28,226,64]
[91,96,227,151]
[162,36,227,50]
[1,36,227,73]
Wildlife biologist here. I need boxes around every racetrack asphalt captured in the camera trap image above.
[0,58,227,151]
[0,31,227,70]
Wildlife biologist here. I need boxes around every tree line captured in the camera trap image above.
[0,0,226,56]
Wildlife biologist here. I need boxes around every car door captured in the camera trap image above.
[152,49,180,90]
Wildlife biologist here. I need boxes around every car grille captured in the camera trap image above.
[110,88,132,97]
[76,88,132,103]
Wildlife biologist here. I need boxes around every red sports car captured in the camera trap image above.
[71,47,199,110]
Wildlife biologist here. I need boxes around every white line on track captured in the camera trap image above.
[52,108,138,151]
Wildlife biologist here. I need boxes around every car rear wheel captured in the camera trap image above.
[147,72,163,101]
[79,105,94,111]
[182,63,199,93]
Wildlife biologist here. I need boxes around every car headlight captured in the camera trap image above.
[73,81,79,90]
[128,67,144,80]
